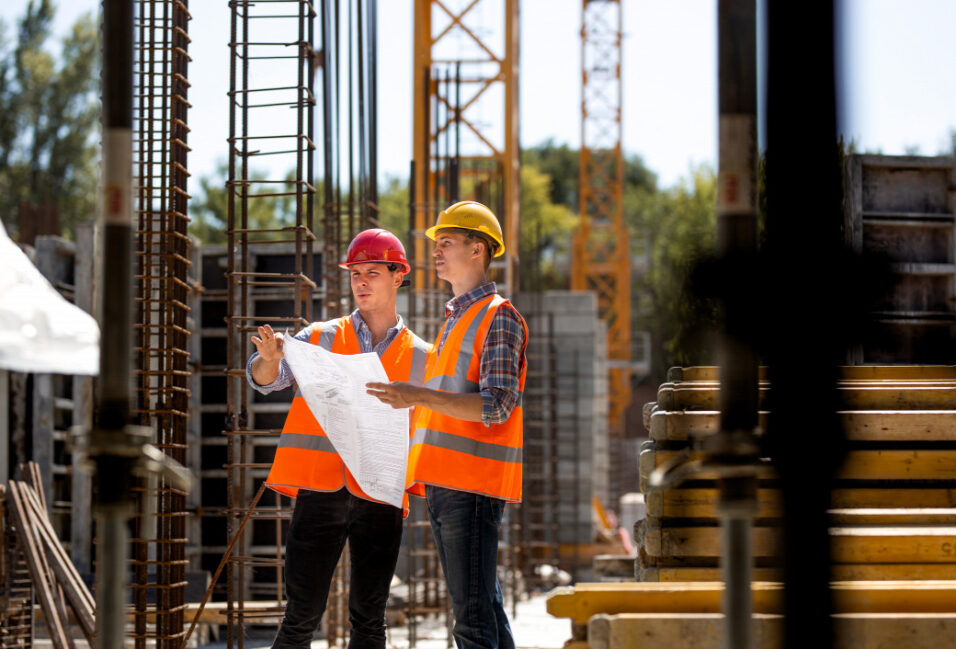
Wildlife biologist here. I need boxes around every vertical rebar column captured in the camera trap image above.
[132,2,193,649]
[224,1,317,644]
[319,3,382,642]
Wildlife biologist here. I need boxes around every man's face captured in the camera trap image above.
[349,262,401,310]
[432,231,479,281]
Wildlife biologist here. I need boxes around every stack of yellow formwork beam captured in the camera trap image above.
[546,581,956,649]
[639,365,956,582]
[546,365,956,648]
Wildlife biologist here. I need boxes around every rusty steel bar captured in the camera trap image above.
[223,1,318,646]
[132,2,193,649]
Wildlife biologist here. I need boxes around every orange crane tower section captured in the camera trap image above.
[573,0,632,429]
[412,0,520,312]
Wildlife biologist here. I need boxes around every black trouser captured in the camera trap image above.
[271,488,404,649]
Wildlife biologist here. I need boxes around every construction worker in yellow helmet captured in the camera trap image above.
[367,200,528,649]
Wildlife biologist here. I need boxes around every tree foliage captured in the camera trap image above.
[518,163,577,290]
[189,163,299,245]
[626,166,719,380]
[522,139,658,211]
[0,1,99,236]
[374,175,410,247]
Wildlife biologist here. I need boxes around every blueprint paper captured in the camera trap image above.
[282,335,409,508]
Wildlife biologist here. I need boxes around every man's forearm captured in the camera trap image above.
[413,387,484,423]
[251,355,281,387]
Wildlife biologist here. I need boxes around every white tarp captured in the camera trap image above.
[0,222,99,375]
[282,335,410,508]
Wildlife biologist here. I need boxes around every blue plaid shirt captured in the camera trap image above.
[439,282,526,427]
[246,310,405,393]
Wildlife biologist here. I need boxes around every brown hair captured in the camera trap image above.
[440,227,496,269]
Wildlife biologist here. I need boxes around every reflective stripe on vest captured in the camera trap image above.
[406,294,528,503]
[410,428,522,464]
[264,316,425,513]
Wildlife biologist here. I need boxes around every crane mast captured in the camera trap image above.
[573,0,632,429]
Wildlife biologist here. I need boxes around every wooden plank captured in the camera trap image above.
[588,613,781,649]
[548,580,956,624]
[829,508,956,526]
[639,564,956,582]
[841,450,956,480]
[832,527,956,564]
[21,481,96,641]
[649,410,956,442]
[645,507,956,528]
[546,582,785,623]
[6,483,71,649]
[667,365,956,383]
[641,526,780,559]
[645,487,778,519]
[658,383,956,411]
[588,612,956,649]
[648,488,956,519]
[832,563,956,581]
[638,566,782,583]
[641,524,956,563]
[641,447,956,483]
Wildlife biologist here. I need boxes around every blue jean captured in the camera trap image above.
[272,488,403,649]
[425,485,515,649]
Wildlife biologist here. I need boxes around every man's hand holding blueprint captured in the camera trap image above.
[281,335,410,508]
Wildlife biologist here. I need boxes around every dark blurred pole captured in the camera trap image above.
[716,3,759,649]
[96,2,136,648]
[765,2,844,648]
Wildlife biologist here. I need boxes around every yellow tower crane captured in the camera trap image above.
[573,0,632,429]
[411,0,520,340]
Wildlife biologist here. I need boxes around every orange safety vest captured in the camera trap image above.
[264,316,428,514]
[406,294,528,503]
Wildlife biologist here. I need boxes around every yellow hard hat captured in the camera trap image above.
[425,201,506,258]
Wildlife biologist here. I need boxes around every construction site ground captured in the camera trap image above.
[30,591,569,649]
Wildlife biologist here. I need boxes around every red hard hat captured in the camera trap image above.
[339,229,411,274]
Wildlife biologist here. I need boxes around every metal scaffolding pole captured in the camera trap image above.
[715,3,759,649]
[95,2,137,647]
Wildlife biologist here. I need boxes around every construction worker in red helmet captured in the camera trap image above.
[367,201,527,649]
[247,228,428,649]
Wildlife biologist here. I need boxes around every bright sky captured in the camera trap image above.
[2,0,954,196]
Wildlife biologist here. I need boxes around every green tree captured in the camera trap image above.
[0,1,99,236]
[375,175,411,247]
[519,163,578,290]
[189,163,301,245]
[627,166,719,381]
[522,139,658,211]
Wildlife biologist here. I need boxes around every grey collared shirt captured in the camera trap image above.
[246,310,405,394]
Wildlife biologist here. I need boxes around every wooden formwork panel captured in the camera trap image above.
[588,612,956,649]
